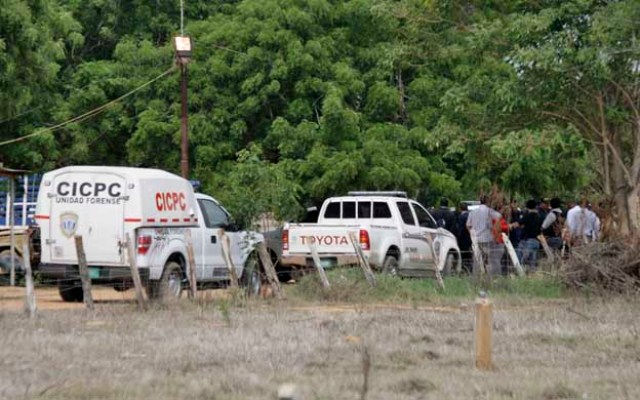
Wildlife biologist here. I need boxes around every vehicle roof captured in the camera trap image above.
[195,192,219,203]
[325,196,414,202]
[43,166,181,180]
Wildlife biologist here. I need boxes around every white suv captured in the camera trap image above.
[281,192,461,277]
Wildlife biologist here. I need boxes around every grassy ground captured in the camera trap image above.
[0,272,638,399]
[289,268,565,304]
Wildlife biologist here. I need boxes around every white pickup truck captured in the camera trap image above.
[281,192,461,277]
[35,166,266,302]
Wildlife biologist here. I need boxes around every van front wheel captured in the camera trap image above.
[241,256,261,297]
[58,280,84,302]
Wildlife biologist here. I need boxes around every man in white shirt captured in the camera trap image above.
[466,195,501,276]
[585,205,600,241]
[565,199,588,246]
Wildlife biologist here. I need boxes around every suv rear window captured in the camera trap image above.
[324,200,391,219]
[373,202,392,218]
[343,201,356,218]
[358,201,372,218]
[397,202,416,225]
[324,202,340,219]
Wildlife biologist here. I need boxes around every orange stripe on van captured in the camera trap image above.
[35,215,50,220]
[124,218,141,222]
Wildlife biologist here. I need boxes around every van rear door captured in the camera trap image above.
[48,171,126,265]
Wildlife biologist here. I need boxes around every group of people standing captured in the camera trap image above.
[432,195,601,276]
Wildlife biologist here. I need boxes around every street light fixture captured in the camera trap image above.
[173,36,192,60]
[173,36,192,179]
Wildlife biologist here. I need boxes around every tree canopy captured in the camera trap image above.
[1,0,638,234]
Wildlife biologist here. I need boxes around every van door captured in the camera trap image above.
[196,198,228,279]
[49,171,125,265]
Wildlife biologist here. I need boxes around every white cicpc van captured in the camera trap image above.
[35,166,264,302]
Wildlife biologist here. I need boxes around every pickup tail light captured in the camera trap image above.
[282,229,289,251]
[137,235,152,255]
[359,229,370,251]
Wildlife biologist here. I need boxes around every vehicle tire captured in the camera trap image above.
[277,266,293,283]
[382,255,399,277]
[442,251,457,276]
[0,250,23,275]
[58,280,84,302]
[152,261,183,302]
[241,256,262,297]
[113,282,129,292]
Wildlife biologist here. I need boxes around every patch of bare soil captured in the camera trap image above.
[0,289,638,400]
[0,286,135,311]
[0,286,230,311]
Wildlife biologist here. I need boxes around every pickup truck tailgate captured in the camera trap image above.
[287,225,359,254]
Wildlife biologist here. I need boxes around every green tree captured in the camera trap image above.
[500,0,640,234]
[204,144,303,229]
[0,0,81,169]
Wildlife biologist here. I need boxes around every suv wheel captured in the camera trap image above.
[382,255,399,276]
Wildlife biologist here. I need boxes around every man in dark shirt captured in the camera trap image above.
[508,198,523,248]
[541,197,564,250]
[433,197,456,234]
[515,199,542,271]
[537,198,550,222]
[456,203,472,273]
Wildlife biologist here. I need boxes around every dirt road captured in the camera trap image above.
[0,285,139,311]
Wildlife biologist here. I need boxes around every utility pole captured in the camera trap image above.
[173,31,192,179]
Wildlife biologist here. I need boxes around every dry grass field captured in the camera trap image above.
[0,277,639,400]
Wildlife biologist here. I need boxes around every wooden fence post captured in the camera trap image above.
[537,234,555,263]
[475,292,493,370]
[424,233,445,290]
[257,242,284,299]
[501,233,525,277]
[9,177,15,286]
[184,229,198,299]
[348,232,376,288]
[219,229,239,288]
[125,233,147,310]
[74,235,94,310]
[22,240,36,317]
[308,239,330,289]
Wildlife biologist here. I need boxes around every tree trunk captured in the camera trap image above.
[598,94,612,195]
[610,129,640,237]
[626,186,640,235]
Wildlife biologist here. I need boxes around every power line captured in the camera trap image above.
[0,66,177,147]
